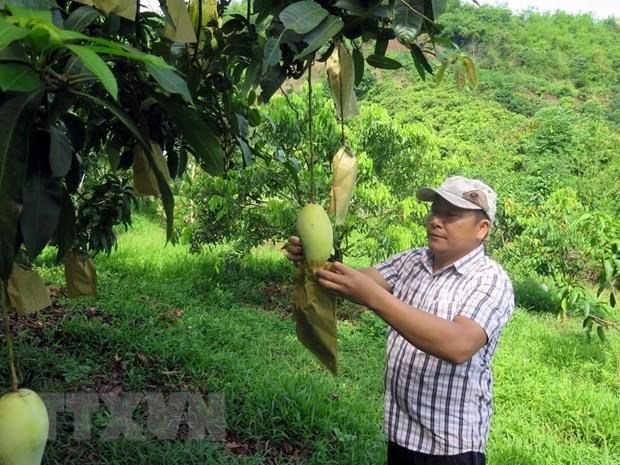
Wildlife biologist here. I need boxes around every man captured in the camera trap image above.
[287,176,515,465]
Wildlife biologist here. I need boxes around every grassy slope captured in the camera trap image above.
[4,217,620,464]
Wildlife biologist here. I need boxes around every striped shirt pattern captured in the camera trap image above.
[375,244,515,455]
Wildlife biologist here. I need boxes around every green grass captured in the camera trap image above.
[2,216,619,464]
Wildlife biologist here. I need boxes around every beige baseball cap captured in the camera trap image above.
[416,176,497,223]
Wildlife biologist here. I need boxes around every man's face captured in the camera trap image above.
[426,197,490,260]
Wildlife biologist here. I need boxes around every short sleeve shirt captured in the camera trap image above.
[375,244,515,455]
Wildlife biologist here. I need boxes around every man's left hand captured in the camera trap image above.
[315,262,386,308]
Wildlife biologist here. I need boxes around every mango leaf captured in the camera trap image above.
[64,5,103,32]
[49,125,73,178]
[263,37,282,70]
[152,93,225,176]
[86,43,173,69]
[55,183,76,263]
[5,0,56,8]
[294,14,343,60]
[374,33,388,56]
[72,91,174,241]
[0,17,31,48]
[463,56,477,86]
[394,0,424,45]
[20,172,63,260]
[258,64,287,103]
[66,44,118,100]
[146,63,193,104]
[280,1,328,34]
[236,136,252,167]
[352,46,364,85]
[435,61,447,83]
[0,63,41,92]
[366,54,402,69]
[603,259,614,283]
[0,90,42,281]
[333,0,368,16]
[6,4,52,22]
[596,326,606,343]
[410,43,433,80]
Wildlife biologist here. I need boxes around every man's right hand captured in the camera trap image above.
[286,236,304,265]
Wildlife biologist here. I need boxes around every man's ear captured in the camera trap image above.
[476,219,491,241]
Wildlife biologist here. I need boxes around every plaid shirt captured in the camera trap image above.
[375,244,515,455]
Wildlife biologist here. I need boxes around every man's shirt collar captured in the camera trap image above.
[422,243,486,276]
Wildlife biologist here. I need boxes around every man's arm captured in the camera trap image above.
[316,262,487,364]
[359,267,392,292]
[371,291,487,364]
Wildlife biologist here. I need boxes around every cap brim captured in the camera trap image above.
[416,187,484,211]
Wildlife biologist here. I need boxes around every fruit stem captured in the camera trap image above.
[1,281,18,392]
[308,58,316,202]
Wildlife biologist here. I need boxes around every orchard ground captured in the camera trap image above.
[4,216,619,465]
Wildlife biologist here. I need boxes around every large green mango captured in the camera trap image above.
[0,389,49,465]
[296,204,333,262]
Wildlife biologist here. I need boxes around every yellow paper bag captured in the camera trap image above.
[73,0,137,21]
[163,0,198,43]
[326,41,358,121]
[294,262,337,374]
[330,145,358,225]
[64,253,97,298]
[133,141,171,197]
[7,264,51,315]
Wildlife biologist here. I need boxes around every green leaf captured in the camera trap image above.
[86,43,173,68]
[152,93,225,176]
[366,54,402,69]
[70,90,149,153]
[294,14,343,60]
[611,291,617,308]
[20,173,63,260]
[0,63,41,92]
[603,259,614,283]
[409,44,428,80]
[596,326,606,343]
[0,90,43,281]
[64,5,103,33]
[71,91,174,241]
[4,0,55,8]
[333,0,368,16]
[393,0,424,45]
[374,34,388,56]
[263,37,282,70]
[352,46,364,86]
[0,17,31,48]
[279,0,329,34]
[258,65,287,103]
[49,125,72,178]
[410,44,433,74]
[66,44,118,100]
[596,273,607,297]
[463,56,477,86]
[582,315,592,329]
[146,63,193,105]
[6,4,52,22]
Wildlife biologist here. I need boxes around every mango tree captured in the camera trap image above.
[0,0,464,460]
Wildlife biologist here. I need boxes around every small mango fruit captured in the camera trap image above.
[296,204,333,262]
[0,389,49,465]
